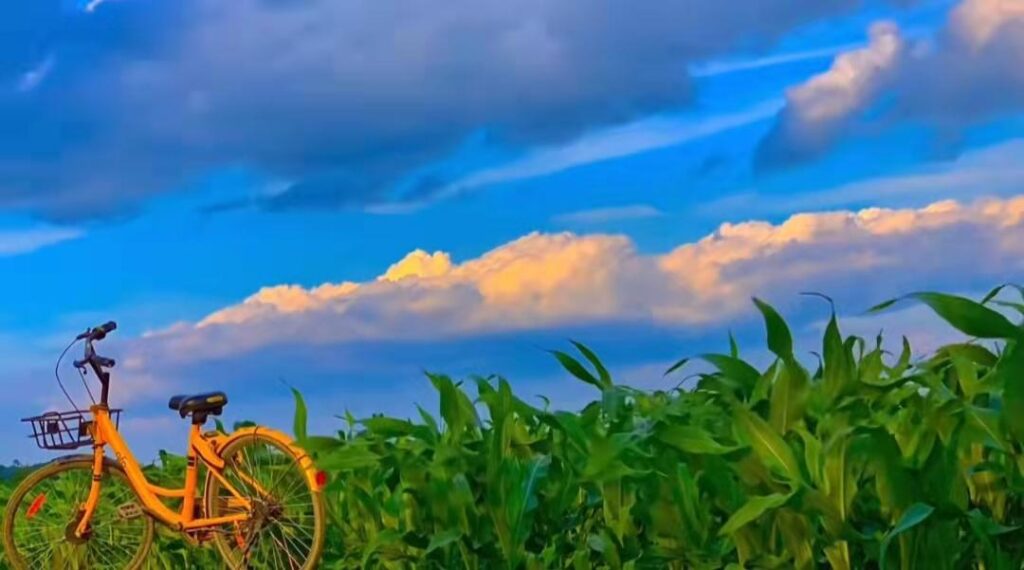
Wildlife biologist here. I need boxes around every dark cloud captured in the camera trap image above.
[3,0,876,220]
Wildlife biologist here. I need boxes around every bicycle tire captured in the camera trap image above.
[2,456,154,569]
[204,432,326,569]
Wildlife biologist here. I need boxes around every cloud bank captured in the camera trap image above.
[123,193,1024,393]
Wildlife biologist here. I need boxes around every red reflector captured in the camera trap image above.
[315,470,328,488]
[26,494,46,519]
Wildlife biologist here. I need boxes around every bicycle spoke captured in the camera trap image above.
[5,461,152,570]
[207,436,322,569]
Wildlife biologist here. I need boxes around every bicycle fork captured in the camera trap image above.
[73,445,107,539]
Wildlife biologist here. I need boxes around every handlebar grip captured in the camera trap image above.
[72,358,86,368]
[77,321,118,341]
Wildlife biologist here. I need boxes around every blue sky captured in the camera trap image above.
[2,0,1023,462]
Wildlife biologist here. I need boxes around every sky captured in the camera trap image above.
[2,0,1024,462]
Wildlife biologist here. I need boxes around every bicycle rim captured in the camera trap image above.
[206,434,325,569]
[2,457,153,570]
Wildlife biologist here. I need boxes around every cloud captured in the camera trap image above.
[83,0,107,14]
[16,55,55,92]
[123,193,1024,398]
[690,42,863,78]
[708,138,1024,216]
[759,0,1024,165]
[758,22,907,165]
[553,205,665,226]
[0,0,893,220]
[434,100,782,201]
[0,225,82,255]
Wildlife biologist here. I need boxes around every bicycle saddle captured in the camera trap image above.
[168,391,228,418]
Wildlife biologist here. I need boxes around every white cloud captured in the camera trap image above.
[759,0,1024,164]
[789,23,904,124]
[759,22,906,163]
[131,194,1024,372]
[17,55,55,93]
[83,0,107,13]
[433,100,782,199]
[950,0,1024,47]
[690,42,863,78]
[553,205,665,226]
[0,226,83,256]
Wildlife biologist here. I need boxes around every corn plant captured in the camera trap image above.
[297,285,1024,569]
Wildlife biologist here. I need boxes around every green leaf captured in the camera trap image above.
[700,353,761,395]
[870,292,1021,339]
[967,509,1019,536]
[734,407,803,484]
[426,529,463,553]
[664,357,690,377]
[298,436,344,454]
[879,503,934,570]
[999,342,1024,441]
[428,372,480,436]
[718,493,792,535]
[769,360,808,434]
[753,297,794,359]
[361,417,417,438]
[981,283,1024,305]
[657,425,740,455]
[571,340,612,387]
[550,349,604,390]
[317,443,381,471]
[290,387,307,441]
[821,310,853,401]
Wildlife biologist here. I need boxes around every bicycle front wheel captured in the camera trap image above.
[2,456,153,569]
[205,433,326,569]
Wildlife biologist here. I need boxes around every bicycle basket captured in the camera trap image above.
[22,409,122,451]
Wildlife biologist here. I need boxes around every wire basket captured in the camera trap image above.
[22,409,122,451]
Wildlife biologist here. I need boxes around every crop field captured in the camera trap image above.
[1,286,1024,569]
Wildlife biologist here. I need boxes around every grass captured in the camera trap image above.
[4,285,1024,568]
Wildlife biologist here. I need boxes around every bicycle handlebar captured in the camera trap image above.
[60,319,117,405]
[73,321,118,367]
[76,321,117,342]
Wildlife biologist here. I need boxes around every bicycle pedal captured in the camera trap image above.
[116,501,144,521]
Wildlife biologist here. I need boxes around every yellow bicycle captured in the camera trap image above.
[1,321,327,569]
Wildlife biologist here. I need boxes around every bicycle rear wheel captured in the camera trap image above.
[205,433,325,569]
[2,456,153,569]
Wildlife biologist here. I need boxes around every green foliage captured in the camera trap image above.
[6,285,1024,568]
[294,286,1024,568]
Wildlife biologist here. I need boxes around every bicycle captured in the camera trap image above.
[1,321,327,569]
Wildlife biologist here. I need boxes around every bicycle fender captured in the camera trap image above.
[216,426,322,491]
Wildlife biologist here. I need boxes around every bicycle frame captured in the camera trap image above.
[74,405,255,537]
